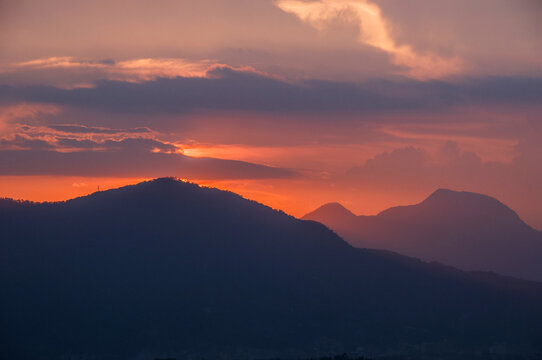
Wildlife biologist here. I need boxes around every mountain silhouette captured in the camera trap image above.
[305,202,358,225]
[303,189,542,281]
[2,179,542,359]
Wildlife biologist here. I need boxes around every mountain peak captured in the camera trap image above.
[134,177,195,189]
[149,176,185,184]
[426,188,497,201]
[376,188,529,231]
[422,188,517,215]
[302,202,357,223]
[83,177,202,201]
[429,188,457,197]
[318,202,354,213]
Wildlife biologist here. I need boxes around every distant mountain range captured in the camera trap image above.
[2,180,542,359]
[303,189,542,282]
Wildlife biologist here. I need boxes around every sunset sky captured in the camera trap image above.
[1,0,541,228]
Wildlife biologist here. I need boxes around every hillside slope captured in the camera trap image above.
[2,180,542,359]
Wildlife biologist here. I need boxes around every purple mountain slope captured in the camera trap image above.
[303,189,542,281]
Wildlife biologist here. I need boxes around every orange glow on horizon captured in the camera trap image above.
[0,176,400,218]
[0,176,151,203]
[1,176,540,231]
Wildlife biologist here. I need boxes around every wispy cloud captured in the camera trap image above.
[1,57,216,87]
[0,103,61,134]
[0,57,277,89]
[276,0,463,79]
[1,122,170,152]
[47,124,152,135]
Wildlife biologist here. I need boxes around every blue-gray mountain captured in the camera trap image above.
[2,180,542,360]
[303,189,542,282]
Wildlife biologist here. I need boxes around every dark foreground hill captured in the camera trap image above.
[303,189,542,282]
[2,179,542,360]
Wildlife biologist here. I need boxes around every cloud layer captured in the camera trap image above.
[2,68,541,115]
[0,149,294,179]
[0,122,294,179]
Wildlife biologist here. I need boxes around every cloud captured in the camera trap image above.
[0,134,55,151]
[1,70,540,115]
[52,137,179,153]
[10,57,116,69]
[0,127,176,152]
[0,102,63,139]
[0,57,215,88]
[0,103,61,125]
[345,142,489,185]
[47,124,151,134]
[276,0,463,79]
[0,122,295,179]
[0,149,295,179]
[342,141,542,219]
[2,1,539,83]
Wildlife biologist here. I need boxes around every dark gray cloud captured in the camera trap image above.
[1,69,541,115]
[0,148,294,179]
[54,138,97,149]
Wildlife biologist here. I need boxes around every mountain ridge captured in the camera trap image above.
[303,188,542,281]
[2,179,542,359]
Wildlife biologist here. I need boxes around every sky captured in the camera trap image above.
[1,0,541,228]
